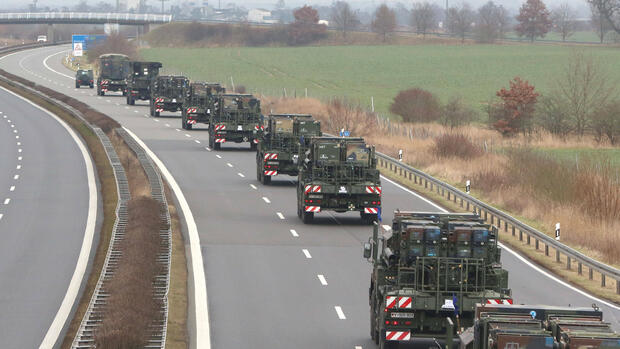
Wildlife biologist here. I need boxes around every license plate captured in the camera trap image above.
[266,161,278,165]
[391,313,415,318]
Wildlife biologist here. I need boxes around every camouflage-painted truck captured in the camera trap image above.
[181,82,225,130]
[96,53,130,96]
[207,94,262,150]
[364,212,512,349]
[149,75,189,117]
[255,114,321,185]
[457,303,620,349]
[125,61,162,105]
[297,137,381,224]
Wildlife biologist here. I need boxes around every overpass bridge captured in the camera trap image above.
[0,12,172,41]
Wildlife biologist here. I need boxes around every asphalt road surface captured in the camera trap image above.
[0,86,93,348]
[1,45,618,348]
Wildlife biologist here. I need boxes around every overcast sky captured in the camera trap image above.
[0,0,593,16]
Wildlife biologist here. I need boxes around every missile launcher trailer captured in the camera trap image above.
[150,75,189,117]
[207,94,262,150]
[458,303,620,349]
[126,61,162,105]
[181,82,225,130]
[297,137,381,224]
[96,53,130,96]
[256,114,321,185]
[365,212,512,349]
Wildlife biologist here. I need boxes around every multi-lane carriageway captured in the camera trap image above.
[1,44,618,349]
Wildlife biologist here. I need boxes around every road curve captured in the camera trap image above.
[1,45,617,349]
[0,86,96,348]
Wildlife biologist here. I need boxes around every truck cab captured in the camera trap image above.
[207,94,262,150]
[75,69,93,89]
[126,61,162,105]
[182,82,225,130]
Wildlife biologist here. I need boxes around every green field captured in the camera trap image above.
[141,44,620,118]
[537,147,620,169]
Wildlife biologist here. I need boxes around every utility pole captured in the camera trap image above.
[160,0,169,14]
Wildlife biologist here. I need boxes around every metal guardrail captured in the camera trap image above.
[375,152,620,296]
[117,128,172,348]
[0,12,172,24]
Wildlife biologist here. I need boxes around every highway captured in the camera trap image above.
[0,86,96,348]
[1,45,618,348]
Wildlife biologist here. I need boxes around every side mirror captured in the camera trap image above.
[363,242,372,259]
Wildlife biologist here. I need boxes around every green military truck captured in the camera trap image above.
[207,94,262,150]
[297,137,381,224]
[126,61,162,105]
[365,212,512,349]
[256,114,321,185]
[457,303,620,349]
[96,53,130,96]
[75,69,93,88]
[181,82,225,130]
[150,75,189,117]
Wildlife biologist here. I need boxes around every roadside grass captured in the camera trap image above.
[140,44,620,119]
[535,147,620,170]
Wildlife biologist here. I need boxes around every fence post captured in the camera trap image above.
[527,235,530,245]
[519,230,523,241]
[545,244,549,256]
[512,226,515,237]
[601,274,606,287]
[566,257,571,270]
[578,262,582,275]
[504,222,508,232]
[535,239,539,250]
[556,250,560,263]
[589,268,593,280]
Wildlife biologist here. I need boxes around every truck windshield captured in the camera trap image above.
[101,62,125,80]
[274,118,294,133]
[345,143,370,163]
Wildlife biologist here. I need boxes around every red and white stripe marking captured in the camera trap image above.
[264,153,278,160]
[253,139,259,144]
[154,97,164,103]
[188,120,197,125]
[264,170,277,176]
[364,207,379,214]
[155,108,164,112]
[187,107,197,113]
[386,331,411,341]
[365,186,382,194]
[304,185,321,194]
[215,138,226,143]
[486,299,513,305]
[386,296,412,309]
[215,124,226,131]
[305,206,320,212]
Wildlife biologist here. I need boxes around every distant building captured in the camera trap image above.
[248,8,278,24]
[318,19,329,26]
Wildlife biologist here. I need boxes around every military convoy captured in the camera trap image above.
[96,53,130,96]
[297,137,382,224]
[256,114,321,185]
[207,94,262,150]
[182,82,225,130]
[126,61,162,105]
[149,75,189,117]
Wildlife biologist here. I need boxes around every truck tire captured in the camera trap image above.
[100,90,105,96]
[262,174,271,185]
[209,135,215,149]
[89,84,93,89]
[214,142,221,150]
[75,82,80,88]
[361,212,378,225]
[250,141,257,151]
[122,90,127,96]
[302,211,313,224]
[155,111,160,117]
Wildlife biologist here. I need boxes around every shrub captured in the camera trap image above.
[389,88,441,123]
[439,97,475,129]
[325,99,376,137]
[287,5,328,45]
[488,77,539,136]
[591,100,620,145]
[536,95,573,138]
[432,133,482,159]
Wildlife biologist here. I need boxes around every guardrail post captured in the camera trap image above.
[527,234,530,245]
[566,257,571,270]
[484,211,488,221]
[504,222,508,232]
[556,250,560,263]
[601,274,606,287]
[460,198,463,208]
[535,239,539,250]
[447,191,449,200]
[497,217,500,227]
[425,180,428,189]
[545,244,549,256]
[491,215,494,224]
[466,201,469,210]
[589,268,594,280]
[519,230,523,241]
[430,182,433,191]
[578,262,582,275]
[617,279,619,294]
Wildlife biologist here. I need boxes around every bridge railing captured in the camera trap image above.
[0,12,172,23]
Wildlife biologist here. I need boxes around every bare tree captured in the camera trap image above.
[411,2,436,38]
[556,52,618,136]
[371,4,396,42]
[330,1,359,39]
[551,3,576,41]
[476,1,502,43]
[447,3,474,43]
[591,3,612,43]
[587,0,620,34]
[497,5,511,39]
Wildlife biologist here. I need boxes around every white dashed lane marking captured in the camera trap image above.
[3,198,10,205]
[185,134,191,137]
[0,214,3,221]
[237,173,245,178]
[335,306,346,320]
[16,165,21,170]
[302,249,312,259]
[216,155,222,159]
[13,175,19,180]
[262,197,270,204]
[277,212,285,220]
[290,229,299,237]
[9,186,15,192]
[194,140,201,144]
[18,156,22,161]
[317,275,328,286]
[226,163,233,168]
[250,184,257,190]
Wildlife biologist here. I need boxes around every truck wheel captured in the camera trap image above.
[214,142,221,150]
[187,123,192,130]
[361,212,378,225]
[122,90,127,96]
[209,136,215,149]
[129,96,135,105]
[155,111,160,117]
[89,84,93,89]
[250,141,257,151]
[302,211,314,224]
[100,90,105,96]
[262,174,271,185]
[75,82,80,88]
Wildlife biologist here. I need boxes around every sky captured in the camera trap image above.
[0,0,593,16]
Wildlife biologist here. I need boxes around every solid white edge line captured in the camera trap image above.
[42,49,74,79]
[0,86,99,349]
[335,306,346,320]
[122,127,210,347]
[385,170,620,311]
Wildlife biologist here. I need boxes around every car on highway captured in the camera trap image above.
[75,69,94,89]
